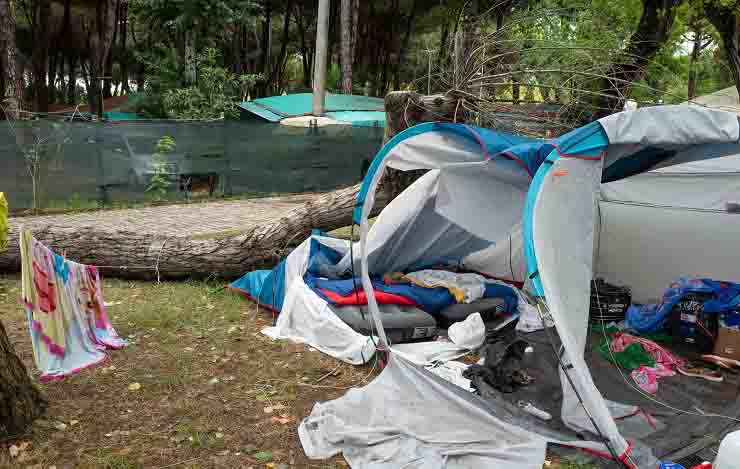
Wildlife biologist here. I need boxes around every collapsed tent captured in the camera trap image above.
[233,105,740,468]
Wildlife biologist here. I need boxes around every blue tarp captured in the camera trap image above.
[626,278,740,333]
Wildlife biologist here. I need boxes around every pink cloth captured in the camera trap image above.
[630,364,676,394]
[610,333,685,370]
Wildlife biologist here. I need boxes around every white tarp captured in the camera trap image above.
[262,236,377,364]
[299,353,550,469]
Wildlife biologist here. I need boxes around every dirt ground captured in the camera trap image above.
[0,275,589,469]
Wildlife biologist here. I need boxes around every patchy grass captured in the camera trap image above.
[0,276,369,468]
[0,276,587,469]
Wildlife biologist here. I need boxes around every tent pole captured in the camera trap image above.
[536,304,630,469]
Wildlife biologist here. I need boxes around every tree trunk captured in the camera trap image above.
[48,51,58,104]
[706,5,740,101]
[104,0,121,99]
[351,0,359,65]
[313,0,330,115]
[32,0,51,113]
[0,0,20,119]
[394,0,418,90]
[88,0,117,118]
[260,1,273,93]
[0,318,47,438]
[67,54,77,104]
[688,27,702,100]
[271,1,293,91]
[597,0,682,114]
[295,4,313,89]
[183,29,196,86]
[340,0,353,94]
[120,0,129,93]
[0,187,388,280]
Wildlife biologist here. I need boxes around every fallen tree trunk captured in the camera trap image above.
[0,91,461,280]
[0,186,384,280]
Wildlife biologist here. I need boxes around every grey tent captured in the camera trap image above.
[246,105,740,468]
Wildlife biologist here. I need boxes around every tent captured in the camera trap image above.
[232,105,740,468]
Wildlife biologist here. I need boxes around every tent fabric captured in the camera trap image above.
[235,105,740,468]
[299,353,551,469]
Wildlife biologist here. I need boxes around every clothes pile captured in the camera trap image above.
[464,336,534,393]
[305,269,519,316]
[598,329,685,393]
[20,231,127,382]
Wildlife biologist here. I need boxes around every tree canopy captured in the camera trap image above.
[0,0,738,120]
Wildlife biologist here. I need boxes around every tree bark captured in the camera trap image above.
[597,0,683,114]
[0,187,388,280]
[313,0,330,115]
[87,0,117,118]
[67,54,77,104]
[120,0,129,93]
[260,1,273,93]
[32,0,51,113]
[48,50,58,104]
[340,0,353,94]
[271,0,293,91]
[394,0,418,90]
[183,29,196,86]
[0,0,20,119]
[104,0,121,99]
[295,3,313,89]
[0,318,47,438]
[688,26,702,100]
[706,3,740,101]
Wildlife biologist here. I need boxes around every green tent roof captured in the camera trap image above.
[239,93,385,127]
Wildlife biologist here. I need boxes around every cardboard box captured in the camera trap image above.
[713,325,740,361]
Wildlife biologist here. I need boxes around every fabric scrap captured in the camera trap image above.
[464,337,533,393]
[20,230,127,382]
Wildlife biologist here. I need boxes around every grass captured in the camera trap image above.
[0,275,589,468]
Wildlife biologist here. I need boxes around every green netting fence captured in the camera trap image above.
[0,118,384,211]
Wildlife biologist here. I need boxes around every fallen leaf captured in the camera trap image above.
[128,382,142,391]
[271,416,293,425]
[54,422,67,431]
[215,432,224,439]
[8,445,19,458]
[253,451,272,463]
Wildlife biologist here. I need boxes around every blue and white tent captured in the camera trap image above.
[234,105,740,468]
